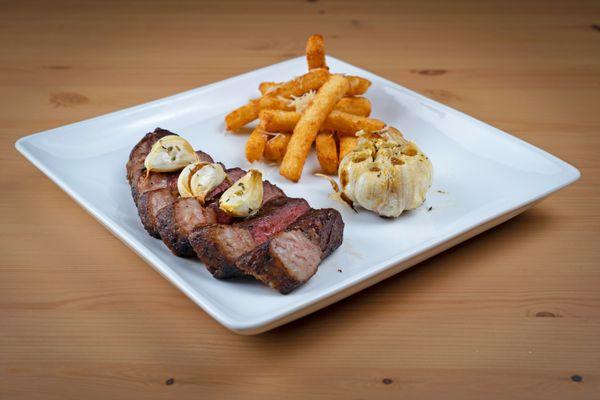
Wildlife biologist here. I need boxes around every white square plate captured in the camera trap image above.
[16,57,579,334]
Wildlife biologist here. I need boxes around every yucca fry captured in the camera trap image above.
[316,132,338,175]
[258,96,367,130]
[260,75,369,96]
[335,97,371,117]
[245,127,268,163]
[338,135,358,160]
[259,95,294,111]
[324,110,385,134]
[267,68,330,98]
[306,34,327,70]
[261,95,369,116]
[258,82,281,95]
[259,109,298,132]
[264,134,291,162]
[225,99,260,131]
[280,75,349,182]
[260,109,384,134]
[346,76,371,96]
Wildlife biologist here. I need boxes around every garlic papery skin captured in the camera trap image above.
[144,135,197,173]
[338,128,433,217]
[219,169,264,217]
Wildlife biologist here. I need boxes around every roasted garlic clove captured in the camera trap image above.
[178,162,226,203]
[352,161,393,214]
[144,135,197,173]
[219,169,263,217]
[339,147,372,200]
[189,163,226,203]
[178,162,205,198]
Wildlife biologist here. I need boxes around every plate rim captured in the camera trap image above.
[15,56,581,334]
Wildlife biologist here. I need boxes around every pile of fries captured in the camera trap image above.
[225,34,385,182]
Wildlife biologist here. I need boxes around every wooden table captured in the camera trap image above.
[2,1,598,398]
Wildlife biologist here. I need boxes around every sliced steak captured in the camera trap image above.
[188,197,310,278]
[207,203,236,225]
[156,198,218,256]
[132,172,177,207]
[235,208,344,294]
[203,167,284,205]
[155,169,286,256]
[126,128,172,184]
[262,180,286,205]
[131,150,213,206]
[137,186,178,238]
[204,168,246,204]
[132,149,213,237]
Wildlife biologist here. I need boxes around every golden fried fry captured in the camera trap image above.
[260,95,369,115]
[260,109,384,134]
[306,34,327,70]
[316,132,338,174]
[267,68,330,98]
[245,127,268,163]
[264,134,291,162]
[258,82,281,95]
[259,109,298,132]
[338,135,358,161]
[346,76,371,95]
[324,110,385,134]
[280,75,349,182]
[227,73,368,132]
[258,95,294,111]
[335,97,371,117]
[260,75,369,97]
[225,99,260,131]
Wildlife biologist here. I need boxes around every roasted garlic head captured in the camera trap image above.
[144,135,197,173]
[177,162,226,203]
[219,169,264,217]
[338,127,433,217]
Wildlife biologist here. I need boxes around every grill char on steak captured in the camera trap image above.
[188,197,310,278]
[126,128,171,185]
[236,208,344,294]
[155,197,218,256]
[156,169,285,257]
[127,129,345,293]
[127,128,213,237]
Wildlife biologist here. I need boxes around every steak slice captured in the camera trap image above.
[188,197,310,278]
[203,168,246,204]
[155,169,286,256]
[133,150,213,237]
[131,150,213,206]
[203,167,285,205]
[262,180,286,205]
[235,208,344,294]
[126,128,172,184]
[138,186,178,238]
[156,198,218,256]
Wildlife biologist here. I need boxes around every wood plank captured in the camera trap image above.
[1,0,599,398]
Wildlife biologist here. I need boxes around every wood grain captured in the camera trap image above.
[1,0,599,398]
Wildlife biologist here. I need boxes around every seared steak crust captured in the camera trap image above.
[127,130,345,294]
[204,168,246,204]
[203,167,285,206]
[235,208,344,294]
[188,197,310,278]
[137,186,178,237]
[156,198,218,256]
[154,167,285,257]
[126,128,172,184]
[127,128,213,237]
